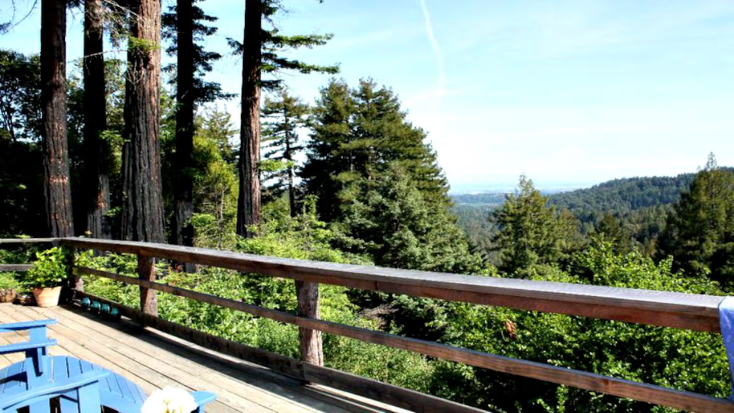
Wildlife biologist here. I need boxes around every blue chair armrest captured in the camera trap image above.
[0,339,57,355]
[191,391,216,412]
[0,320,57,333]
[0,369,110,411]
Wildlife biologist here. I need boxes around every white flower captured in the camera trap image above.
[142,387,198,413]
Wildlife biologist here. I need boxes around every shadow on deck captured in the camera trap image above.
[0,303,407,413]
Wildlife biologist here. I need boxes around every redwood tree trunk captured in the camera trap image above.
[236,0,262,238]
[121,0,164,243]
[41,0,74,237]
[83,0,111,238]
[171,0,195,250]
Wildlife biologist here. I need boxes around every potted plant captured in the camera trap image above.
[25,247,67,307]
[0,272,19,303]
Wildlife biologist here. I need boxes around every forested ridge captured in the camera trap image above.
[2,1,734,411]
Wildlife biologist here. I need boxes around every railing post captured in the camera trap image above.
[296,280,323,366]
[138,255,158,318]
[64,246,81,302]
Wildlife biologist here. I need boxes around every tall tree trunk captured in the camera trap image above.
[82,0,111,239]
[41,0,74,237]
[171,0,195,249]
[285,125,296,217]
[236,0,262,238]
[121,0,164,243]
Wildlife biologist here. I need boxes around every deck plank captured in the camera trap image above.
[0,303,404,413]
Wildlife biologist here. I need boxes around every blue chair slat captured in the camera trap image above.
[0,361,25,397]
[1,370,109,412]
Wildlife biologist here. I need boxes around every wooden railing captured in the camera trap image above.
[1,237,732,412]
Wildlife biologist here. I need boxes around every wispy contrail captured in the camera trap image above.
[419,0,445,103]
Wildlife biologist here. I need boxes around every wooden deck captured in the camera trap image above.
[0,303,407,413]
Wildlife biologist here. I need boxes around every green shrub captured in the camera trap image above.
[0,272,19,290]
[24,247,68,288]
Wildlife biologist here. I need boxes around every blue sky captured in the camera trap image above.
[3,0,734,192]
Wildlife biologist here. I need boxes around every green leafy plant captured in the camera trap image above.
[24,247,68,289]
[0,272,18,290]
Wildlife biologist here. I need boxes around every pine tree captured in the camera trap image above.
[41,0,74,237]
[659,153,734,284]
[492,175,580,275]
[303,79,450,221]
[230,0,338,238]
[337,163,485,274]
[260,89,309,216]
[303,78,483,274]
[301,79,352,222]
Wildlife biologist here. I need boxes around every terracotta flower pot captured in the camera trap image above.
[32,286,62,307]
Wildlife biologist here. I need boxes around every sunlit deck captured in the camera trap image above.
[0,302,406,413]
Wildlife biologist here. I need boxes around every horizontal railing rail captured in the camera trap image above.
[2,237,732,412]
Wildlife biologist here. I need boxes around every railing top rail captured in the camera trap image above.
[0,238,57,245]
[1,237,725,331]
[60,237,727,332]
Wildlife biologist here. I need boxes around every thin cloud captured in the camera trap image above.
[419,0,445,103]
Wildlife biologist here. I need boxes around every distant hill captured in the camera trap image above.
[452,168,732,254]
[451,193,507,207]
[547,173,696,224]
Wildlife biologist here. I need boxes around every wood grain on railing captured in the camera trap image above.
[61,237,723,332]
[0,238,57,245]
[0,264,33,272]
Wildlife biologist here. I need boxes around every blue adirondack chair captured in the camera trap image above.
[0,319,216,412]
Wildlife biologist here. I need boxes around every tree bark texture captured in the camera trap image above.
[138,255,158,318]
[41,0,74,237]
[296,280,324,366]
[236,0,262,237]
[285,131,296,217]
[83,0,111,239]
[171,0,195,250]
[121,0,164,243]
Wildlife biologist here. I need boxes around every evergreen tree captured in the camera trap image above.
[492,175,580,275]
[303,78,482,274]
[337,164,484,274]
[0,50,41,142]
[121,0,164,242]
[0,51,45,236]
[303,79,449,222]
[82,0,112,238]
[301,79,352,222]
[658,154,734,284]
[162,0,230,251]
[260,89,309,216]
[230,0,338,238]
[595,212,633,254]
[41,0,74,237]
